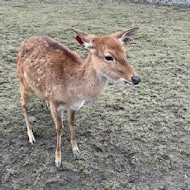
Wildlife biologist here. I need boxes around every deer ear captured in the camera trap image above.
[111,27,139,45]
[71,27,94,49]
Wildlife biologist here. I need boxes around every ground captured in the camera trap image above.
[0,0,190,190]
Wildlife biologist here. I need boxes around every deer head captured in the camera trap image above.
[72,27,141,86]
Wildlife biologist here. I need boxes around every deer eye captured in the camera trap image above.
[105,56,114,61]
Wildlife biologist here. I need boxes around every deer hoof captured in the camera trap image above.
[55,161,61,168]
[28,131,35,144]
[29,138,35,144]
[73,147,80,155]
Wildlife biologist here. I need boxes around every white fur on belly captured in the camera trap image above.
[70,100,85,110]
[57,100,85,112]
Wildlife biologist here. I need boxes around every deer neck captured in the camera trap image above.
[79,53,108,98]
[84,52,108,84]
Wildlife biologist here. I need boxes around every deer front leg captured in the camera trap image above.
[68,109,80,155]
[50,102,63,167]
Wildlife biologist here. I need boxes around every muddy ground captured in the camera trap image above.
[0,0,190,189]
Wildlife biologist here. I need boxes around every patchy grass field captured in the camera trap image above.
[0,0,190,189]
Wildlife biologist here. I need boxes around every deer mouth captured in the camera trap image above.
[119,78,134,87]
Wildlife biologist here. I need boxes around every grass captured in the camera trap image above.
[0,0,190,189]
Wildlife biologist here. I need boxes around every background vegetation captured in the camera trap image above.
[0,0,190,189]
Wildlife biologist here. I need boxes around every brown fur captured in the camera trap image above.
[17,28,140,167]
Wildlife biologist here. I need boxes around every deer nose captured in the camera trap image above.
[131,76,141,85]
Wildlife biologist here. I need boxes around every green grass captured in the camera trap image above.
[0,0,190,189]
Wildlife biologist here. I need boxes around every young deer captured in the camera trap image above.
[17,27,140,167]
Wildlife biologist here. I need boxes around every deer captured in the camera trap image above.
[17,27,141,167]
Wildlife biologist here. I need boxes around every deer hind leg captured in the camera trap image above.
[41,98,49,109]
[68,109,80,155]
[20,82,35,144]
[50,102,63,167]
